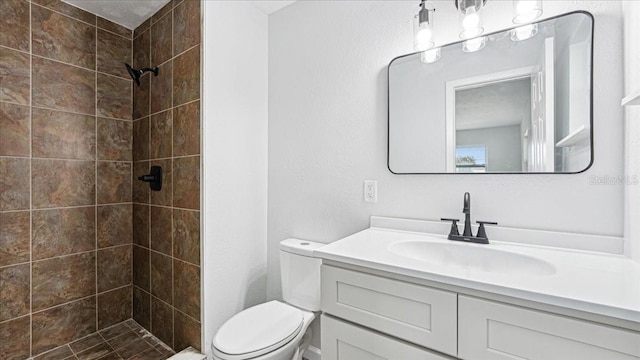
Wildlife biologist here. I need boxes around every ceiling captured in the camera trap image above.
[456,77,532,131]
[61,0,297,31]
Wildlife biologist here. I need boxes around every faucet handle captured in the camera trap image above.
[476,221,498,240]
[440,218,460,237]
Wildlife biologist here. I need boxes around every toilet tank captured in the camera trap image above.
[279,238,325,311]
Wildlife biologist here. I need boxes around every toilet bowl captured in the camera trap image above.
[212,239,324,360]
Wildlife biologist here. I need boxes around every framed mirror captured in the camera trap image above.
[388,11,593,174]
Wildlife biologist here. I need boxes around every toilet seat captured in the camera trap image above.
[213,301,304,360]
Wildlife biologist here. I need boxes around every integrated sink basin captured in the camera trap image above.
[389,240,556,276]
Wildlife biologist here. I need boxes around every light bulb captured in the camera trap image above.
[462,37,486,52]
[415,27,434,51]
[421,48,441,63]
[513,0,542,24]
[511,24,538,41]
[462,13,480,30]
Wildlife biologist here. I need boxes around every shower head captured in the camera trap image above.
[125,63,159,86]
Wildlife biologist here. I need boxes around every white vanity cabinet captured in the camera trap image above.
[459,296,640,360]
[320,264,640,360]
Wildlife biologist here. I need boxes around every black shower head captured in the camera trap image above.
[125,63,159,86]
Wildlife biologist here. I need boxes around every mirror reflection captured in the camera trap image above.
[388,12,593,174]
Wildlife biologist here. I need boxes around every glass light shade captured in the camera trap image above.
[462,36,486,52]
[458,0,484,39]
[414,10,435,51]
[513,0,542,24]
[511,23,538,41]
[421,48,441,63]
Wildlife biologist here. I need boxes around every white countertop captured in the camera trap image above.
[315,226,640,324]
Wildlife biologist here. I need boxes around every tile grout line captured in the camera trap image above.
[133,285,200,326]
[95,17,99,331]
[130,26,135,325]
[28,0,33,356]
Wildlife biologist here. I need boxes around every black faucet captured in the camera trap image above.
[441,192,497,244]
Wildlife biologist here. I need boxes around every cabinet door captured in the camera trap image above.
[321,265,457,356]
[459,296,640,360]
[321,315,454,360]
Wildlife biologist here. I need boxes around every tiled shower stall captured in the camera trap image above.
[0,0,201,358]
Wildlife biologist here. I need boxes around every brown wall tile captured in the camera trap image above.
[149,159,172,206]
[0,47,30,105]
[32,159,95,209]
[98,118,132,161]
[134,19,151,40]
[32,108,96,160]
[31,0,96,24]
[173,260,199,320]
[133,245,150,291]
[151,3,173,24]
[150,110,172,159]
[151,61,172,113]
[133,30,150,71]
[0,264,30,321]
[98,204,132,248]
[133,287,151,330]
[0,157,30,211]
[133,74,150,120]
[97,245,132,292]
[133,205,150,247]
[172,46,200,107]
[33,57,96,115]
[173,209,199,265]
[150,252,172,304]
[150,297,173,348]
[32,207,96,260]
[173,310,200,352]
[0,315,30,359]
[97,17,132,39]
[150,206,172,255]
[173,0,200,55]
[98,286,132,329]
[133,161,150,204]
[97,29,132,79]
[151,13,172,66]
[0,102,30,157]
[173,101,200,157]
[97,161,132,204]
[173,156,200,210]
[32,5,96,70]
[32,297,97,355]
[133,118,150,161]
[0,0,30,51]
[32,252,96,311]
[0,211,30,267]
[97,74,133,120]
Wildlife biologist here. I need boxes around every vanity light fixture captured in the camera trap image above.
[421,47,441,63]
[414,0,435,51]
[511,23,538,41]
[462,36,486,52]
[513,0,543,24]
[456,0,486,39]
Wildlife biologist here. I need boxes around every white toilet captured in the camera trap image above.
[212,239,324,360]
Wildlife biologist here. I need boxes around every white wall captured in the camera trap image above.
[267,0,625,304]
[202,1,269,356]
[623,1,640,263]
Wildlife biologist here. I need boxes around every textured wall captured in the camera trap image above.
[268,0,624,297]
[131,0,202,352]
[0,0,133,358]
[623,0,640,263]
[201,1,269,357]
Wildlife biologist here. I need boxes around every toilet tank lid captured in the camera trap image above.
[279,238,325,257]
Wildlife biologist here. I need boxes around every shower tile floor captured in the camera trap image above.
[32,320,175,360]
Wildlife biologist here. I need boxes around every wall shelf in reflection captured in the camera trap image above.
[555,125,590,147]
[621,88,640,107]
